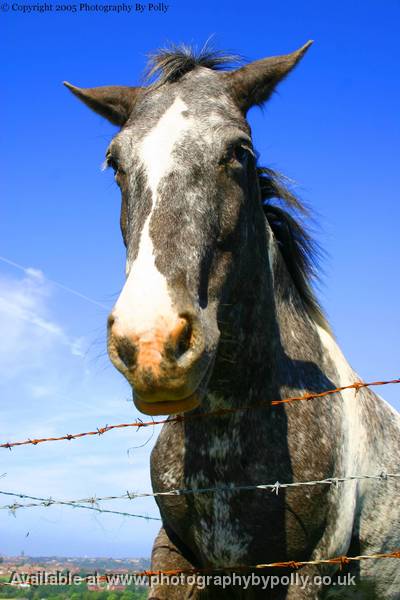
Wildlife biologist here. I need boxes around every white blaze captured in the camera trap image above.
[113,97,190,337]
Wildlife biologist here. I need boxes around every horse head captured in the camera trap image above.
[65,42,312,416]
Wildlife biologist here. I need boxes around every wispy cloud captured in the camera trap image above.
[0,256,110,310]
[0,270,86,379]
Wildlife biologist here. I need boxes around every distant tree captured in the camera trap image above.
[120,591,134,600]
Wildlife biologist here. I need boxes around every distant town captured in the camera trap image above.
[0,554,150,599]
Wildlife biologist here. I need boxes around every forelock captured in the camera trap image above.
[144,43,242,88]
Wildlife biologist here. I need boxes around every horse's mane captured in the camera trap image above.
[258,167,327,329]
[145,45,327,329]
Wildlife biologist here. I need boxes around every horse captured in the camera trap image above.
[64,42,400,599]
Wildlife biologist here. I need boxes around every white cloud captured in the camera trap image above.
[0,271,86,379]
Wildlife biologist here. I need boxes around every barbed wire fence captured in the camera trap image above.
[1,471,400,511]
[1,550,400,582]
[2,378,399,450]
[0,377,399,581]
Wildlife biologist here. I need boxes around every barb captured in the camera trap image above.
[1,378,399,449]
[0,491,160,521]
[1,472,398,509]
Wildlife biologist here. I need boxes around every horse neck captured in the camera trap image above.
[192,235,373,490]
[208,235,343,409]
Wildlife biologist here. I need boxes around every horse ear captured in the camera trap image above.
[63,82,142,126]
[228,41,313,113]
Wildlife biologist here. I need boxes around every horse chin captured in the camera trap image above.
[132,354,215,416]
[134,391,201,416]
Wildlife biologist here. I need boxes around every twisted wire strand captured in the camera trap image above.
[0,490,160,521]
[1,378,399,449]
[138,549,400,576]
[0,549,399,583]
[0,471,398,514]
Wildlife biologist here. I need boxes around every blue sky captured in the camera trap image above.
[1,0,399,558]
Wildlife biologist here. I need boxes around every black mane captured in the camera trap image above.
[258,167,327,329]
[145,44,240,86]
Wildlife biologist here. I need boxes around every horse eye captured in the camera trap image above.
[225,145,250,166]
[107,156,119,174]
[233,146,248,163]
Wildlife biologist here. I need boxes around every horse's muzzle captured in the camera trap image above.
[107,312,210,415]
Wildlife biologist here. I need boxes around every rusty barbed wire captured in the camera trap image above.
[0,549,399,585]
[1,378,399,450]
[1,471,398,510]
[135,549,400,577]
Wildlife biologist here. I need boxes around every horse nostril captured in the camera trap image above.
[116,338,137,370]
[172,317,193,359]
[107,313,116,330]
